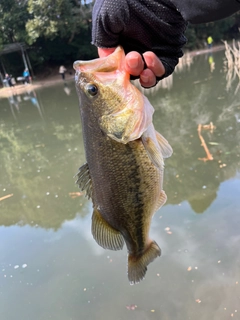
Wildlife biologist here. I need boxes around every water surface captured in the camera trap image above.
[0,51,240,320]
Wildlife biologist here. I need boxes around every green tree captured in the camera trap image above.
[185,12,240,49]
[24,0,95,67]
[26,0,93,44]
[0,0,29,45]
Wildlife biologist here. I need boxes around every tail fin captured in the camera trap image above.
[128,241,161,285]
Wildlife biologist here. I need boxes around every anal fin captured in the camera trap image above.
[74,163,92,199]
[92,208,124,251]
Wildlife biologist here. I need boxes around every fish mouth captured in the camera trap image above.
[73,46,130,91]
[73,46,124,75]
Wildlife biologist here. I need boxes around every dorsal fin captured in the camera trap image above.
[74,163,93,199]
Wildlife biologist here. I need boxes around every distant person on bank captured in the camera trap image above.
[207,36,213,49]
[5,74,14,87]
[23,69,30,84]
[59,65,67,80]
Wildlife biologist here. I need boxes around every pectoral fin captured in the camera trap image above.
[155,131,173,158]
[74,163,92,199]
[92,208,124,251]
[155,190,167,212]
[141,134,164,169]
[141,124,164,169]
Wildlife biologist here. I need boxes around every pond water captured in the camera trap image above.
[0,50,240,320]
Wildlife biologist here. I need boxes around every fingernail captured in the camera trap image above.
[127,57,139,68]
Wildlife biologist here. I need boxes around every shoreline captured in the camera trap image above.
[0,45,224,99]
[185,44,224,57]
[0,73,75,99]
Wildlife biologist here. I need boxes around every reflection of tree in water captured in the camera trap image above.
[0,119,89,229]
[223,40,240,93]
[1,51,240,229]
[151,56,240,214]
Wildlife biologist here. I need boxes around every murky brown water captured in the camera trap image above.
[0,50,240,320]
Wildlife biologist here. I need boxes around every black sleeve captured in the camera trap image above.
[170,0,240,24]
[92,0,188,79]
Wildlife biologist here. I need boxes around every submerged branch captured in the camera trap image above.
[0,194,14,202]
[198,124,214,162]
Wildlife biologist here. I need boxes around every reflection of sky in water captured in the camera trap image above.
[0,50,240,319]
[1,178,240,319]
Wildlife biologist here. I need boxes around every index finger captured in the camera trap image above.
[142,52,165,77]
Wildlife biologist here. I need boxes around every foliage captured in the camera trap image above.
[25,0,95,67]
[26,0,87,44]
[0,0,95,74]
[0,0,29,44]
[0,1,239,74]
[185,12,240,49]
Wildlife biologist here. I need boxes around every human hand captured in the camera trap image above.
[92,0,187,87]
[98,48,165,88]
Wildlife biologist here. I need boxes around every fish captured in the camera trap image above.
[73,46,172,284]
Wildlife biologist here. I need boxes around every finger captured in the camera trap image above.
[98,47,116,58]
[125,52,145,76]
[143,52,165,77]
[139,69,157,88]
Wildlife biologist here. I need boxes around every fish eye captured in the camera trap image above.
[86,83,98,96]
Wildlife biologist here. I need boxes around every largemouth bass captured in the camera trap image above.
[73,47,172,284]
